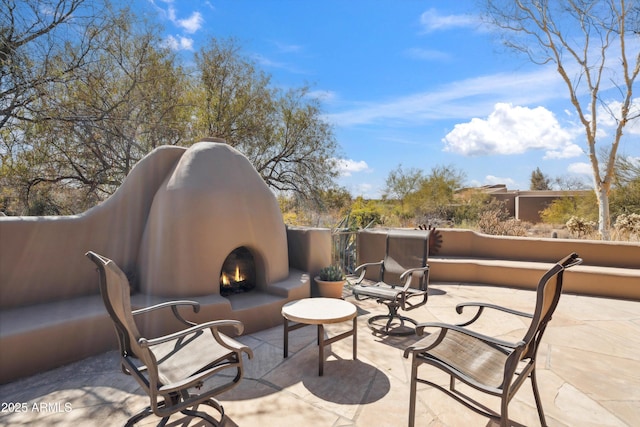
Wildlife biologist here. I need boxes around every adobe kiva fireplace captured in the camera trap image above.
[134,140,329,334]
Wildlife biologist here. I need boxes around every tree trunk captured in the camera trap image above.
[596,184,611,240]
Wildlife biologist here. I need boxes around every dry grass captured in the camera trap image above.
[519,223,639,241]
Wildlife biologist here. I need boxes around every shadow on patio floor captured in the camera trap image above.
[1,282,638,426]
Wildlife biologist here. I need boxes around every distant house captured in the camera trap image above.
[465,184,591,223]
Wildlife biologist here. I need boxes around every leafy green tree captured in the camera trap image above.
[192,38,272,143]
[1,0,114,213]
[3,8,187,214]
[610,156,640,217]
[278,187,352,227]
[193,38,339,201]
[350,197,383,228]
[382,164,425,225]
[540,194,598,224]
[383,164,424,204]
[406,165,466,221]
[317,187,353,213]
[1,12,340,214]
[530,167,551,190]
[449,188,499,226]
[248,86,339,199]
[485,0,640,239]
[0,0,108,131]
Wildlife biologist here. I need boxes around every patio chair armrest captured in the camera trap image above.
[133,300,201,327]
[353,260,384,283]
[454,302,532,327]
[209,327,255,359]
[139,319,245,347]
[559,252,582,269]
[405,322,521,358]
[399,266,430,288]
[399,265,430,280]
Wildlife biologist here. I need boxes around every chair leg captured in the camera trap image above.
[367,303,417,336]
[181,407,221,426]
[408,356,419,427]
[125,406,168,427]
[530,368,547,426]
[500,395,509,427]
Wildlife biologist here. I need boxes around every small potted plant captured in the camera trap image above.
[315,265,346,299]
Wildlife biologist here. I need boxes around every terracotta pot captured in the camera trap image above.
[314,276,346,299]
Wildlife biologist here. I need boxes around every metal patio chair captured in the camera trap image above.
[352,230,430,335]
[86,251,253,426]
[404,252,582,427]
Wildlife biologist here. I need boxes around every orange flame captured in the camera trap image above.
[221,264,245,286]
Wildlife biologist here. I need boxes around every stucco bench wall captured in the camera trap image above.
[357,229,640,300]
[0,271,308,385]
[0,295,113,384]
[0,227,324,385]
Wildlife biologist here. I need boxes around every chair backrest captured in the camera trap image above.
[382,230,429,287]
[86,251,144,359]
[521,252,582,359]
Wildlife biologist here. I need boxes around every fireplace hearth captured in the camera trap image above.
[220,246,256,297]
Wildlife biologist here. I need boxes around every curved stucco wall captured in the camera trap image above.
[138,142,289,297]
[357,228,640,300]
[0,146,186,308]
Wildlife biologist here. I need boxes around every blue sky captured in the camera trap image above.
[138,0,639,198]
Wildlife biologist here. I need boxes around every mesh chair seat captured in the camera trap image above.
[411,329,509,389]
[152,329,248,388]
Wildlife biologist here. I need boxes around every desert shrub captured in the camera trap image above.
[566,216,597,237]
[349,197,383,228]
[477,209,527,236]
[613,213,640,239]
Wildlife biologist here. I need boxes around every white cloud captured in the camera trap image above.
[252,54,286,68]
[419,8,480,33]
[596,97,640,135]
[307,90,338,102]
[162,35,194,51]
[162,5,203,33]
[273,41,303,53]
[251,54,306,74]
[326,67,565,127]
[626,116,640,135]
[176,11,203,33]
[335,159,371,176]
[568,162,593,175]
[342,182,382,199]
[442,103,578,157]
[544,143,584,159]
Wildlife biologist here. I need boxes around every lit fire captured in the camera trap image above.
[221,265,245,286]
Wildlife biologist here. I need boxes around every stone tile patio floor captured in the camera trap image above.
[1,282,639,427]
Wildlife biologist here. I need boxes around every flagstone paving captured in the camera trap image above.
[1,282,638,426]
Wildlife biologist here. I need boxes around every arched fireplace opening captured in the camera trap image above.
[220,246,256,297]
